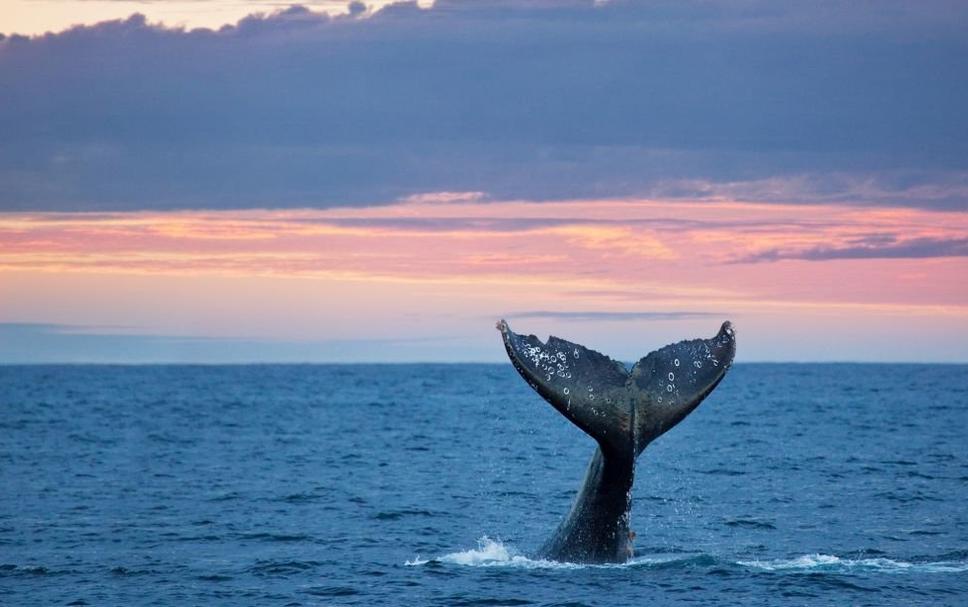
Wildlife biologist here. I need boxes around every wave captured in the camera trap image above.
[405,536,571,569]
[405,538,968,574]
[373,509,435,521]
[739,554,968,574]
[405,538,717,570]
[233,532,312,543]
[247,559,323,576]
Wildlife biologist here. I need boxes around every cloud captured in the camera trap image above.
[648,173,968,209]
[738,236,968,263]
[1,1,967,210]
[2,201,965,283]
[505,311,720,322]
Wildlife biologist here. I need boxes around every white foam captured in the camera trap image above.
[407,541,968,574]
[739,554,968,574]
[406,538,709,570]
[405,537,581,569]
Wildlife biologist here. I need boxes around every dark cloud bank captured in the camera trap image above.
[739,235,968,263]
[1,0,966,211]
[506,311,718,322]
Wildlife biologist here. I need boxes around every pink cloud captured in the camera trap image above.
[1,199,965,308]
[1,196,965,362]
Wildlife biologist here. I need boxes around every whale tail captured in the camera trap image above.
[497,320,735,459]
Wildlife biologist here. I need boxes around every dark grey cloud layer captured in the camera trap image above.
[739,236,968,263]
[506,311,719,322]
[1,1,966,210]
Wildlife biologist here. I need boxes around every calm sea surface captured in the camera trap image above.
[1,364,966,606]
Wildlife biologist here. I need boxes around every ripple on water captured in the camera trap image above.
[108,566,155,576]
[248,560,323,576]
[373,509,435,520]
[303,585,359,597]
[234,532,312,543]
[699,468,746,476]
[278,492,325,504]
[196,574,233,582]
[724,519,777,530]
[206,492,242,503]
[443,597,534,606]
[0,565,55,576]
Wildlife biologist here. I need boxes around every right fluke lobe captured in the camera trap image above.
[628,321,736,452]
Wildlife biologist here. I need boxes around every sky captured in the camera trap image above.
[0,1,966,363]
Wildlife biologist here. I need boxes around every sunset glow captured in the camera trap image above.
[2,197,965,362]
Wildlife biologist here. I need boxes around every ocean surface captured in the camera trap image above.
[1,363,966,606]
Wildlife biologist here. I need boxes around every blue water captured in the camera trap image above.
[1,364,966,606]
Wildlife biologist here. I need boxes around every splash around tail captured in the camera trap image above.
[406,536,968,574]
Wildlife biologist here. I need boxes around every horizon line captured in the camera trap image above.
[2,360,966,366]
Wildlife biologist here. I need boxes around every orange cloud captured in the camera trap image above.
[1,198,965,317]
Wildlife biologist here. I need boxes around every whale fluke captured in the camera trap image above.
[497,319,736,562]
[497,320,735,458]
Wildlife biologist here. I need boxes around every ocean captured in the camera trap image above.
[1,363,966,606]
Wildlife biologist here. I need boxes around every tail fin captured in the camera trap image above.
[497,320,736,458]
[629,321,736,453]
